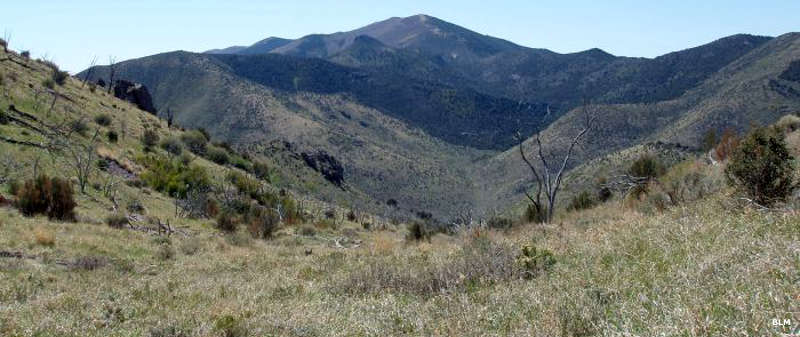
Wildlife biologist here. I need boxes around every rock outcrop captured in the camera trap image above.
[113,80,156,114]
[301,150,344,187]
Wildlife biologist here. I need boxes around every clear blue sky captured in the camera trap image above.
[3,0,798,72]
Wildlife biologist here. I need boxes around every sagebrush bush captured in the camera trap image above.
[16,175,76,221]
[725,127,795,205]
[94,113,112,126]
[629,155,665,179]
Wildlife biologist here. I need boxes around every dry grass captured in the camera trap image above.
[32,226,55,247]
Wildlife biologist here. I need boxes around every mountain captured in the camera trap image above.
[81,15,800,219]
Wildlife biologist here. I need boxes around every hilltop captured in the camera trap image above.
[79,15,800,219]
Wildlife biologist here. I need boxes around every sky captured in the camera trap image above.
[2,0,799,73]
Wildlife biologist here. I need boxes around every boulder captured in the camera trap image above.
[113,80,156,114]
[301,150,344,187]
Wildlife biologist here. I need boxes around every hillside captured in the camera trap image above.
[3,36,800,336]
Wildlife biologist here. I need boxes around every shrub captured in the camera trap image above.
[160,136,184,156]
[179,239,202,256]
[206,145,230,165]
[725,127,795,205]
[226,170,260,198]
[406,222,431,242]
[597,186,613,203]
[714,128,740,161]
[0,110,9,125]
[20,50,30,59]
[138,154,211,198]
[252,160,271,181]
[42,78,55,89]
[105,214,129,228]
[517,244,556,279]
[231,155,252,171]
[52,68,69,86]
[0,39,6,52]
[247,206,279,239]
[487,216,513,230]
[215,211,238,232]
[629,155,665,179]
[106,130,118,143]
[567,191,596,211]
[523,203,547,223]
[155,243,175,261]
[180,130,208,155]
[94,113,112,126]
[16,175,76,221]
[214,315,247,337]
[141,129,160,148]
[69,119,89,136]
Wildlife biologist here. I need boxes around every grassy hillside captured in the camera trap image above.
[2,47,800,336]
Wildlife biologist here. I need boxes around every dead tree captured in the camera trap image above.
[517,103,597,223]
[49,129,100,194]
[107,56,116,94]
[82,55,98,88]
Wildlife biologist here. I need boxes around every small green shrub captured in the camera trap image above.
[206,145,230,165]
[42,78,55,89]
[567,191,596,212]
[180,130,208,155]
[105,214,129,228]
[160,136,184,156]
[94,113,112,126]
[141,129,160,148]
[629,155,665,179]
[517,244,556,279]
[16,175,76,221]
[52,68,69,86]
[215,211,238,232]
[523,203,548,223]
[226,170,260,198]
[0,109,9,125]
[725,126,795,205]
[214,315,247,337]
[138,154,211,198]
[252,160,271,181]
[69,119,88,136]
[406,222,431,242]
[487,217,513,230]
[106,130,118,143]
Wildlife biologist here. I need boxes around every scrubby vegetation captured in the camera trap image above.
[15,175,76,221]
[725,126,795,205]
[1,37,799,337]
